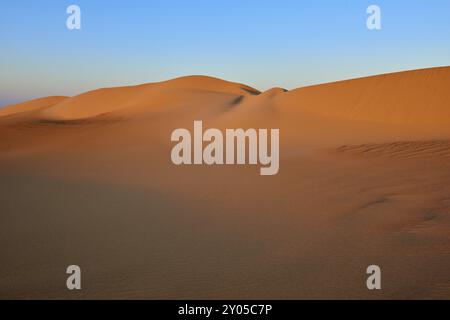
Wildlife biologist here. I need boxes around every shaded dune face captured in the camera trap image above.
[1,68,450,299]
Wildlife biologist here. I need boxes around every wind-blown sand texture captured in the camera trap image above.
[1,67,450,299]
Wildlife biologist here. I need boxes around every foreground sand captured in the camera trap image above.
[1,67,450,299]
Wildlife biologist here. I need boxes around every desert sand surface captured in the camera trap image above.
[1,67,450,299]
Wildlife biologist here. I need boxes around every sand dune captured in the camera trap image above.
[1,67,450,299]
[40,76,261,121]
[279,67,450,127]
[0,96,68,118]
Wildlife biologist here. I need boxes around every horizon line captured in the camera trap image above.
[2,64,449,109]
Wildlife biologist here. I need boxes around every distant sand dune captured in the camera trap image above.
[35,76,261,121]
[0,96,68,118]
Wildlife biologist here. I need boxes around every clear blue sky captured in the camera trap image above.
[1,0,450,106]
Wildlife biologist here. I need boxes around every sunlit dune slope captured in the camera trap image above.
[277,67,450,128]
[38,76,261,120]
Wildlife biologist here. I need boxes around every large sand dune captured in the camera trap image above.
[1,67,450,299]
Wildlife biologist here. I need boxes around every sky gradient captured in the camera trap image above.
[1,0,450,106]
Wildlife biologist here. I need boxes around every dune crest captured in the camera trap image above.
[36,76,261,121]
